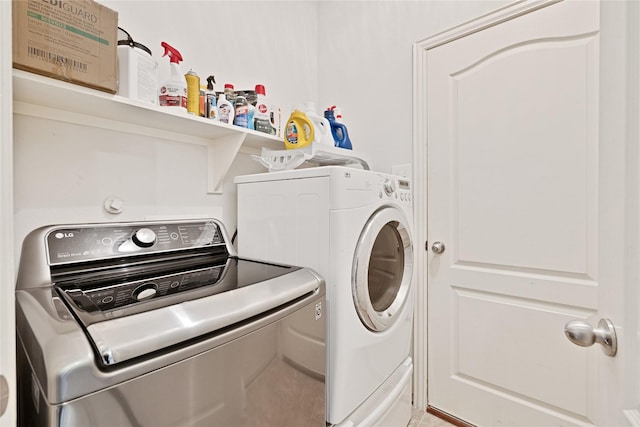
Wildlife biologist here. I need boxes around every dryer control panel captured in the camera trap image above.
[380,177,412,204]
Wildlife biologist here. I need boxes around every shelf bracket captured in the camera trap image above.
[208,132,247,194]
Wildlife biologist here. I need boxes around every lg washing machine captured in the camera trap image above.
[235,166,414,427]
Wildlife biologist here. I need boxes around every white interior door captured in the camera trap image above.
[416,1,637,425]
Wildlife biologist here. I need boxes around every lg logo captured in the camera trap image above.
[54,232,74,239]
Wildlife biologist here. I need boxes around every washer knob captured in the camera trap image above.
[383,179,396,196]
[133,283,158,301]
[132,228,156,248]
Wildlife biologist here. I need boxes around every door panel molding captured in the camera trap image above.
[417,0,562,51]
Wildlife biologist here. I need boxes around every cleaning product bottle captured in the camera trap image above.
[248,103,256,130]
[117,27,158,105]
[325,105,352,149]
[158,42,187,111]
[185,69,200,115]
[303,102,332,146]
[284,109,313,149]
[284,103,332,149]
[234,94,249,128]
[217,92,234,124]
[223,84,236,107]
[253,84,276,135]
[205,75,218,120]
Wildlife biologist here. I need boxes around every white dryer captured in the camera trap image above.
[235,166,414,426]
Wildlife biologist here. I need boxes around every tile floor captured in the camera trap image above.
[408,408,456,427]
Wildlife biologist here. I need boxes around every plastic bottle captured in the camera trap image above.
[199,87,206,117]
[205,75,218,120]
[248,104,256,130]
[217,93,234,124]
[234,94,249,128]
[283,103,331,149]
[158,42,187,111]
[303,102,332,146]
[284,109,314,149]
[223,84,236,107]
[253,84,276,135]
[117,27,158,105]
[325,106,352,149]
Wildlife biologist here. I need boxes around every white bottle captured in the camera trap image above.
[303,102,332,146]
[158,42,187,112]
[253,84,276,135]
[217,93,235,124]
[117,28,158,105]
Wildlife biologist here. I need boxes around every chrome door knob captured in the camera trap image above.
[564,318,617,357]
[431,241,445,254]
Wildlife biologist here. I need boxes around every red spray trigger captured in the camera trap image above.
[160,41,183,64]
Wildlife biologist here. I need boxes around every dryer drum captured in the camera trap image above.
[352,207,413,332]
[368,222,404,312]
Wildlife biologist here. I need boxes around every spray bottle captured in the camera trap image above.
[158,42,187,111]
[205,76,218,120]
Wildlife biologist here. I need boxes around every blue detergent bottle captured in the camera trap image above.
[324,106,352,150]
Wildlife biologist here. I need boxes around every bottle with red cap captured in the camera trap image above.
[253,84,276,135]
[158,41,187,111]
[223,83,236,106]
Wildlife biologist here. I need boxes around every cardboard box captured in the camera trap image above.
[13,0,118,93]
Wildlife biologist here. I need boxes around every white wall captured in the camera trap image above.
[13,0,319,259]
[12,0,508,261]
[317,0,509,173]
[104,0,319,114]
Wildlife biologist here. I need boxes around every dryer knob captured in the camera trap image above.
[132,228,156,248]
[383,179,396,196]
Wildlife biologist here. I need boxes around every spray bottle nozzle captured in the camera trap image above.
[206,75,216,91]
[160,41,183,64]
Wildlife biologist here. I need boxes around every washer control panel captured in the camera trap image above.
[46,220,224,266]
[62,264,226,313]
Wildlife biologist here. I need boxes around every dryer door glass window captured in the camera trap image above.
[369,223,404,312]
[353,207,413,332]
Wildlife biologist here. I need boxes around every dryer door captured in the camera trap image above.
[352,206,413,332]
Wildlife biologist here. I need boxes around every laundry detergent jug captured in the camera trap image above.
[284,109,313,149]
[325,107,352,150]
[284,103,333,149]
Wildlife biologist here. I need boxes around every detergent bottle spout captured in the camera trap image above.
[161,41,183,64]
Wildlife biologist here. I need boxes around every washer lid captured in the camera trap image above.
[82,263,320,366]
[352,206,413,332]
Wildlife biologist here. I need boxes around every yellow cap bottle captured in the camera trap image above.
[284,110,314,149]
